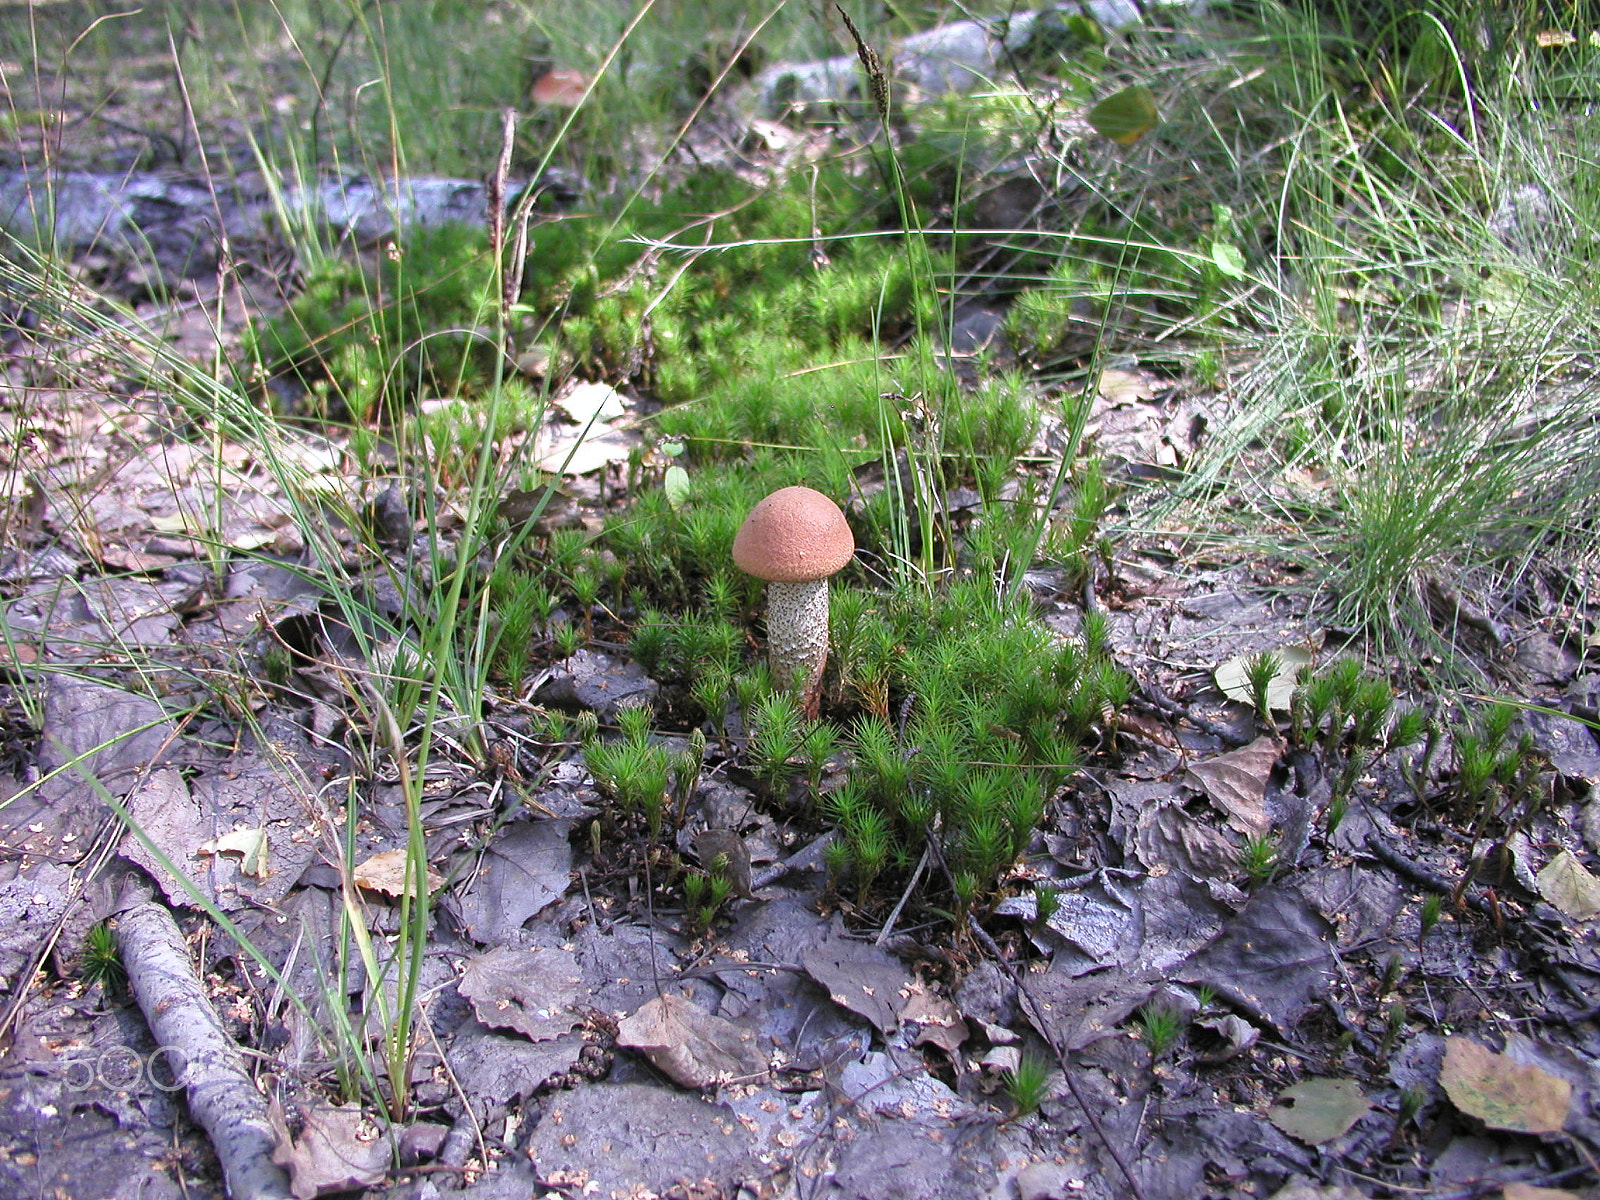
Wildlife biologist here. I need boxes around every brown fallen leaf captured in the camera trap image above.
[457,946,585,1042]
[694,829,755,900]
[1184,736,1280,836]
[268,1100,387,1200]
[1503,1184,1584,1200]
[1440,1036,1571,1135]
[1097,367,1158,405]
[1535,849,1600,921]
[800,935,913,1034]
[898,984,968,1054]
[616,993,766,1089]
[1267,1078,1369,1144]
[353,848,445,898]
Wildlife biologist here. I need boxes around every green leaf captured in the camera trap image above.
[1086,84,1158,145]
[663,464,691,510]
[1211,240,1247,279]
[1063,13,1105,46]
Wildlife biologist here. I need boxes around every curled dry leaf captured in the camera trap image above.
[197,827,270,881]
[898,983,968,1054]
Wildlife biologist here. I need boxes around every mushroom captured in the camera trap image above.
[732,486,855,717]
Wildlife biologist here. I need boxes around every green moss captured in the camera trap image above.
[246,225,501,420]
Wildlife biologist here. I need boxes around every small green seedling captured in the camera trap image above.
[1419,894,1442,941]
[1238,832,1280,888]
[1377,1001,1407,1059]
[1033,883,1061,929]
[1325,792,1348,836]
[1003,1051,1053,1117]
[1137,1001,1184,1060]
[1244,650,1282,726]
[80,921,126,995]
[1376,953,1404,1002]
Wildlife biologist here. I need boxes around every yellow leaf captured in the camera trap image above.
[1440,1037,1570,1134]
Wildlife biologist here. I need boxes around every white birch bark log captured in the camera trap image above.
[119,898,295,1200]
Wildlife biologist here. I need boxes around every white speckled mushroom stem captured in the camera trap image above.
[765,577,830,716]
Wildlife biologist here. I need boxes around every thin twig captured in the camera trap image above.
[875,844,929,947]
[1136,679,1252,746]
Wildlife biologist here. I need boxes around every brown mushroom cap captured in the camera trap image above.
[732,486,855,583]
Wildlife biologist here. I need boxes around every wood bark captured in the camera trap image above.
[119,898,294,1200]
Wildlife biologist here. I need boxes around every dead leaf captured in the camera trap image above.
[800,935,914,1034]
[1440,1036,1571,1134]
[269,1100,388,1200]
[694,829,754,900]
[1135,802,1241,878]
[1504,1184,1584,1200]
[353,848,445,898]
[1184,736,1280,835]
[1267,1078,1369,1144]
[38,677,177,794]
[537,424,639,475]
[1191,1013,1258,1063]
[197,827,269,880]
[120,768,211,906]
[97,546,178,572]
[446,1023,586,1107]
[1097,368,1157,405]
[615,993,766,1089]
[1535,849,1600,920]
[452,819,574,944]
[556,381,626,424]
[898,984,968,1054]
[457,946,584,1042]
[1215,646,1314,712]
[1176,883,1336,1033]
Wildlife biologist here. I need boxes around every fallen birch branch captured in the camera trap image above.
[119,896,294,1200]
